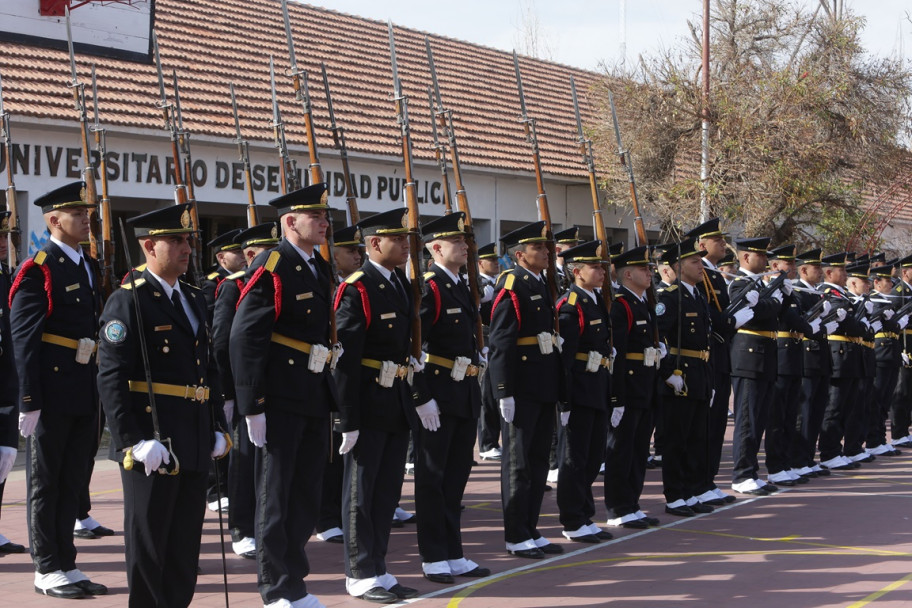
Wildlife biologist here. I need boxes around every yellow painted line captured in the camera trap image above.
[845,572,912,608]
[664,527,912,557]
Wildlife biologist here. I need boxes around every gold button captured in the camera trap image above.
[691,328,696,333]
[388,324,393,328]
[521,355,527,361]
[145,406,152,413]
[536,307,541,311]
[748,348,753,352]
[196,359,200,365]
[296,265,302,271]
[629,370,634,375]
[307,309,311,314]
[195,340,198,346]
[53,366,59,372]
[288,359,295,365]
[200,378,204,383]
[163,346,170,353]
[164,339,169,344]
[76,297,80,302]
[455,319,459,323]
[434,369,440,375]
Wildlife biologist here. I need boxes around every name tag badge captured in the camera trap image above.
[530,294,542,301]
[296,292,314,300]
[154,325,172,332]
[446,307,462,314]
[636,320,647,325]
[380,312,396,320]
[65,283,80,292]
[685,312,698,317]
[589,319,602,325]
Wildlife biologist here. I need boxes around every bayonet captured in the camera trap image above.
[270,55,298,193]
[151,30,169,113]
[230,82,258,228]
[321,62,359,224]
[65,7,78,86]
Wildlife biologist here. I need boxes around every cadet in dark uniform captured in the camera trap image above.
[200,228,245,323]
[333,207,420,603]
[555,240,613,541]
[889,255,912,448]
[230,184,337,608]
[488,221,566,558]
[97,202,229,607]
[728,237,783,495]
[843,261,878,464]
[868,263,904,456]
[410,213,490,583]
[553,227,579,293]
[477,242,503,461]
[656,238,715,516]
[316,224,363,546]
[604,246,661,528]
[817,252,869,470]
[211,221,280,559]
[9,182,107,598]
[0,211,24,555]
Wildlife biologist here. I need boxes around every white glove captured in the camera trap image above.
[872,320,883,333]
[132,439,170,477]
[658,342,667,359]
[409,352,427,373]
[745,290,760,308]
[864,300,874,314]
[822,301,832,315]
[211,432,227,459]
[223,399,235,428]
[611,347,617,359]
[339,430,359,455]
[733,308,754,329]
[710,389,716,406]
[416,400,441,432]
[610,406,624,428]
[477,347,489,366]
[559,411,570,427]
[862,318,871,330]
[900,315,910,330]
[481,284,495,303]
[836,308,847,322]
[665,374,685,393]
[824,320,840,334]
[781,279,793,295]
[18,410,40,438]
[246,413,267,448]
[771,290,784,303]
[903,352,911,366]
[883,309,895,320]
[0,445,16,484]
[499,397,515,424]
[808,318,822,334]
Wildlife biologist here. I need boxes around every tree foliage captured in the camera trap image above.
[589,0,912,249]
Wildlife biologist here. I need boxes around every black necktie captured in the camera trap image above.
[171,291,191,328]
[78,256,91,288]
[389,273,407,306]
[308,257,319,279]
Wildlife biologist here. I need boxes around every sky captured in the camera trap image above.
[313,0,911,71]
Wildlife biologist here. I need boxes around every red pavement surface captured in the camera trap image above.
[3,431,912,608]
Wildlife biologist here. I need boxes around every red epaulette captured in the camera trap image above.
[426,276,441,324]
[557,291,585,336]
[334,270,371,328]
[491,271,521,330]
[614,293,634,333]
[236,251,282,320]
[9,251,52,317]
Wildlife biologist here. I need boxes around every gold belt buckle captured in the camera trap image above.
[395,366,408,380]
[465,365,479,377]
[195,386,207,402]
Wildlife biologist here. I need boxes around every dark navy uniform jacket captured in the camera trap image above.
[656,281,712,401]
[211,270,244,402]
[97,270,225,473]
[230,240,337,419]
[557,285,611,411]
[10,242,101,417]
[795,280,832,378]
[873,295,902,368]
[610,286,657,409]
[697,261,736,375]
[820,283,867,379]
[728,271,782,382]
[0,265,18,449]
[333,260,414,433]
[200,266,230,323]
[777,288,814,378]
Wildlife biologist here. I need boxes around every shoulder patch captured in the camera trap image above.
[345,270,364,284]
[664,284,678,292]
[180,280,201,292]
[121,278,147,290]
[423,271,435,281]
[568,291,578,306]
[34,251,47,265]
[226,270,246,280]
[503,273,515,291]
[207,270,221,280]
[656,302,667,316]
[264,250,282,273]
[103,319,127,343]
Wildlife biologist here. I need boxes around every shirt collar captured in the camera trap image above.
[147,268,180,299]
[369,258,394,281]
[738,266,761,278]
[578,286,597,301]
[434,262,461,284]
[621,284,645,303]
[681,281,696,296]
[288,240,316,265]
[50,236,84,266]
[702,257,718,270]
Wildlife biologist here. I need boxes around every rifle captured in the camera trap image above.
[569,76,613,315]
[426,37,484,350]
[512,51,560,331]
[170,71,204,286]
[388,21,424,361]
[230,83,258,228]
[269,55,299,195]
[89,65,115,296]
[320,62,359,224]
[724,271,788,315]
[0,69,20,269]
[65,7,102,276]
[426,86,453,215]
[608,90,659,347]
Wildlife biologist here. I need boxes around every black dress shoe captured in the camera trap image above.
[664,505,696,517]
[74,579,108,595]
[424,572,454,584]
[388,584,419,599]
[860,454,876,463]
[324,534,344,544]
[621,519,648,529]
[390,519,404,528]
[509,547,544,559]
[543,484,552,492]
[795,475,809,484]
[771,479,796,487]
[358,586,398,603]
[701,498,725,506]
[816,467,831,476]
[569,533,601,543]
[0,540,26,553]
[73,528,98,539]
[722,494,737,503]
[763,484,780,492]
[690,503,714,514]
[34,583,86,599]
[641,516,661,526]
[850,460,862,468]
[89,525,114,537]
[460,566,491,577]
[800,470,818,478]
[239,550,257,559]
[884,448,902,456]
[738,488,769,496]
[594,530,614,540]
[538,542,563,554]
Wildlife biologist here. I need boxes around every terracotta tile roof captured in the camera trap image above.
[0,0,610,181]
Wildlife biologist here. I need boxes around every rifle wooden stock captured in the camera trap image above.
[321,63,359,224]
[90,66,115,297]
[230,83,258,228]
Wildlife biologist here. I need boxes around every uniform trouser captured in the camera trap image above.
[26,412,94,574]
[844,375,874,457]
[819,376,860,461]
[477,371,501,453]
[731,376,773,483]
[603,407,653,518]
[415,414,476,563]
[227,414,256,541]
[556,407,607,531]
[343,427,409,579]
[890,366,912,440]
[766,374,802,474]
[501,399,554,544]
[121,466,207,608]
[706,369,732,485]
[316,430,344,535]
[76,409,103,521]
[798,374,830,466]
[256,410,328,603]
[652,408,664,458]
[662,396,709,502]
[868,365,899,448]
[549,410,562,470]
